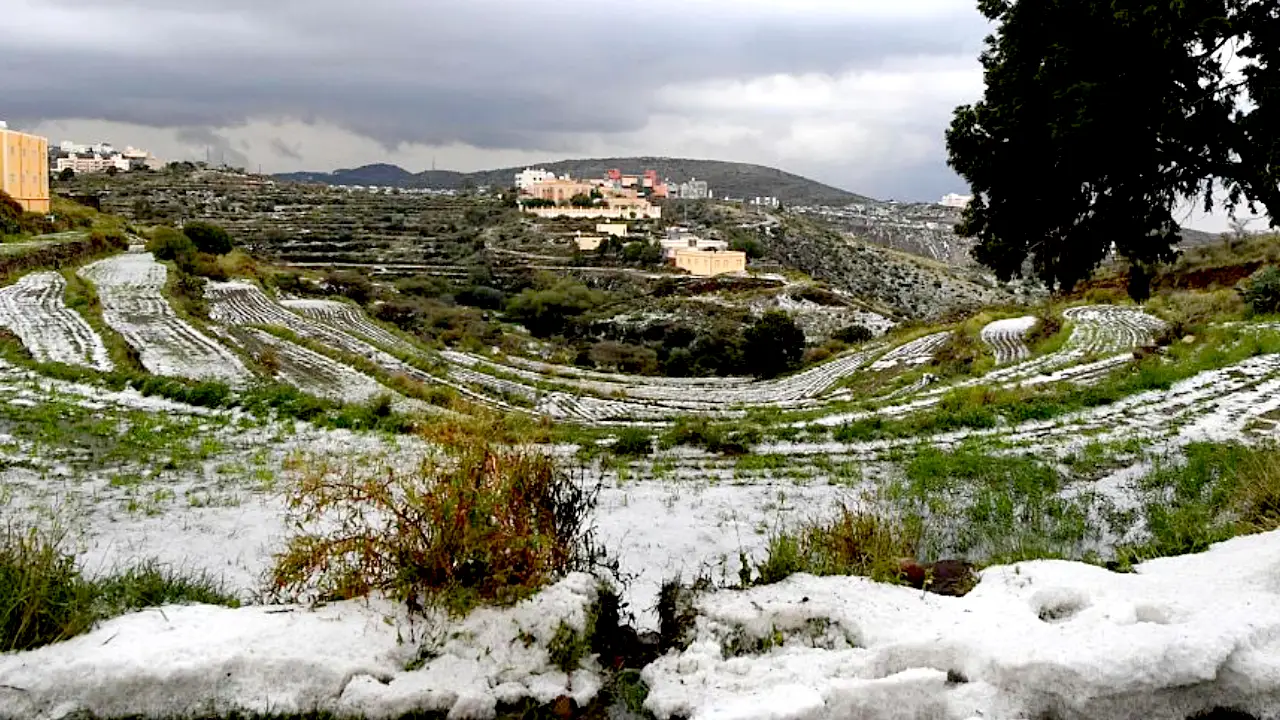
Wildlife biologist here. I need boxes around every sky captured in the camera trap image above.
[2,0,1264,232]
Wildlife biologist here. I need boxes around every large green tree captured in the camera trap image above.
[947,0,1279,295]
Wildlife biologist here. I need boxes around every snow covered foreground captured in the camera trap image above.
[4,534,1280,720]
[644,529,1280,720]
[0,574,602,720]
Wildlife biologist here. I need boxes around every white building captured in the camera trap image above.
[940,193,973,209]
[678,178,710,200]
[514,168,558,191]
[52,142,156,174]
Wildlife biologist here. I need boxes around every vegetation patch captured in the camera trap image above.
[1,524,239,652]
[271,435,611,616]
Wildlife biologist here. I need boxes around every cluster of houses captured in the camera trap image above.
[50,141,160,175]
[513,167,714,221]
[569,222,747,278]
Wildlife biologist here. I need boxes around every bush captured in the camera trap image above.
[1240,266,1280,316]
[325,271,374,305]
[832,324,874,344]
[743,311,806,379]
[271,439,609,615]
[611,428,653,457]
[146,227,195,261]
[0,191,23,236]
[182,221,233,256]
[505,279,607,338]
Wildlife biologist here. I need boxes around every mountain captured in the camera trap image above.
[274,157,874,207]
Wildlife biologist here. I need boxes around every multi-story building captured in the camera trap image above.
[0,121,50,213]
[677,178,710,200]
[51,142,156,174]
[515,168,558,191]
[523,178,596,204]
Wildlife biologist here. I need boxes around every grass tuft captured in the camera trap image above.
[1,524,239,652]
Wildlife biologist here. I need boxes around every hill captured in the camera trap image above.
[274,157,873,206]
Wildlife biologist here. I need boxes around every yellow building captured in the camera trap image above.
[673,248,747,277]
[0,124,50,213]
[596,223,629,238]
[575,235,603,252]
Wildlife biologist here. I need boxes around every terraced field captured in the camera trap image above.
[4,241,1280,720]
[79,253,250,384]
[0,272,112,371]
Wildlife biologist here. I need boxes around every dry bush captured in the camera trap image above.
[270,439,609,615]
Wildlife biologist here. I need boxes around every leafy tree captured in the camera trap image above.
[58,168,75,182]
[325,271,374,304]
[743,311,806,379]
[730,236,765,260]
[832,324,874,344]
[182,221,233,255]
[505,279,606,337]
[569,193,595,208]
[105,166,119,177]
[0,191,23,236]
[146,227,196,261]
[946,0,1279,298]
[1240,266,1280,316]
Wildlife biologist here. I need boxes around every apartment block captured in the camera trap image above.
[0,121,50,213]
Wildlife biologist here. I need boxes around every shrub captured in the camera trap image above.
[271,439,609,615]
[743,311,806,379]
[832,324,874,344]
[182,221,233,255]
[1240,266,1280,316]
[611,427,653,457]
[146,226,196,261]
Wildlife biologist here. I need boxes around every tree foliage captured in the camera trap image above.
[146,227,196,261]
[182,221,233,255]
[743,311,806,379]
[947,0,1279,296]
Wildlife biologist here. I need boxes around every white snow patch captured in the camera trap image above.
[78,253,250,384]
[0,575,603,720]
[0,272,113,371]
[643,529,1280,720]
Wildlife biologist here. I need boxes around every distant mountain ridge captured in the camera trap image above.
[275,157,875,207]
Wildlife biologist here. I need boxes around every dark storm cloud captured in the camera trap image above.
[5,0,987,150]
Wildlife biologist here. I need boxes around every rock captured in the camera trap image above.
[897,558,978,597]
[551,694,578,720]
[1183,334,1197,344]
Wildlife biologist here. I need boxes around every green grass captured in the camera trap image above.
[1117,442,1280,566]
[1,525,239,652]
[830,325,1280,443]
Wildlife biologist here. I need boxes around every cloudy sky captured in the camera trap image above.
[3,0,1258,231]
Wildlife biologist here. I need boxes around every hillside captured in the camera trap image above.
[275,157,872,207]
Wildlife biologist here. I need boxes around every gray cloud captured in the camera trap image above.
[175,128,250,168]
[5,0,987,153]
[269,138,302,160]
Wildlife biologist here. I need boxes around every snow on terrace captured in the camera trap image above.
[0,271,112,371]
[980,315,1036,364]
[442,344,890,414]
[641,529,1280,720]
[78,253,250,384]
[5,532,1280,720]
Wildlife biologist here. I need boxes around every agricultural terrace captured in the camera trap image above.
[1,198,1280,720]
